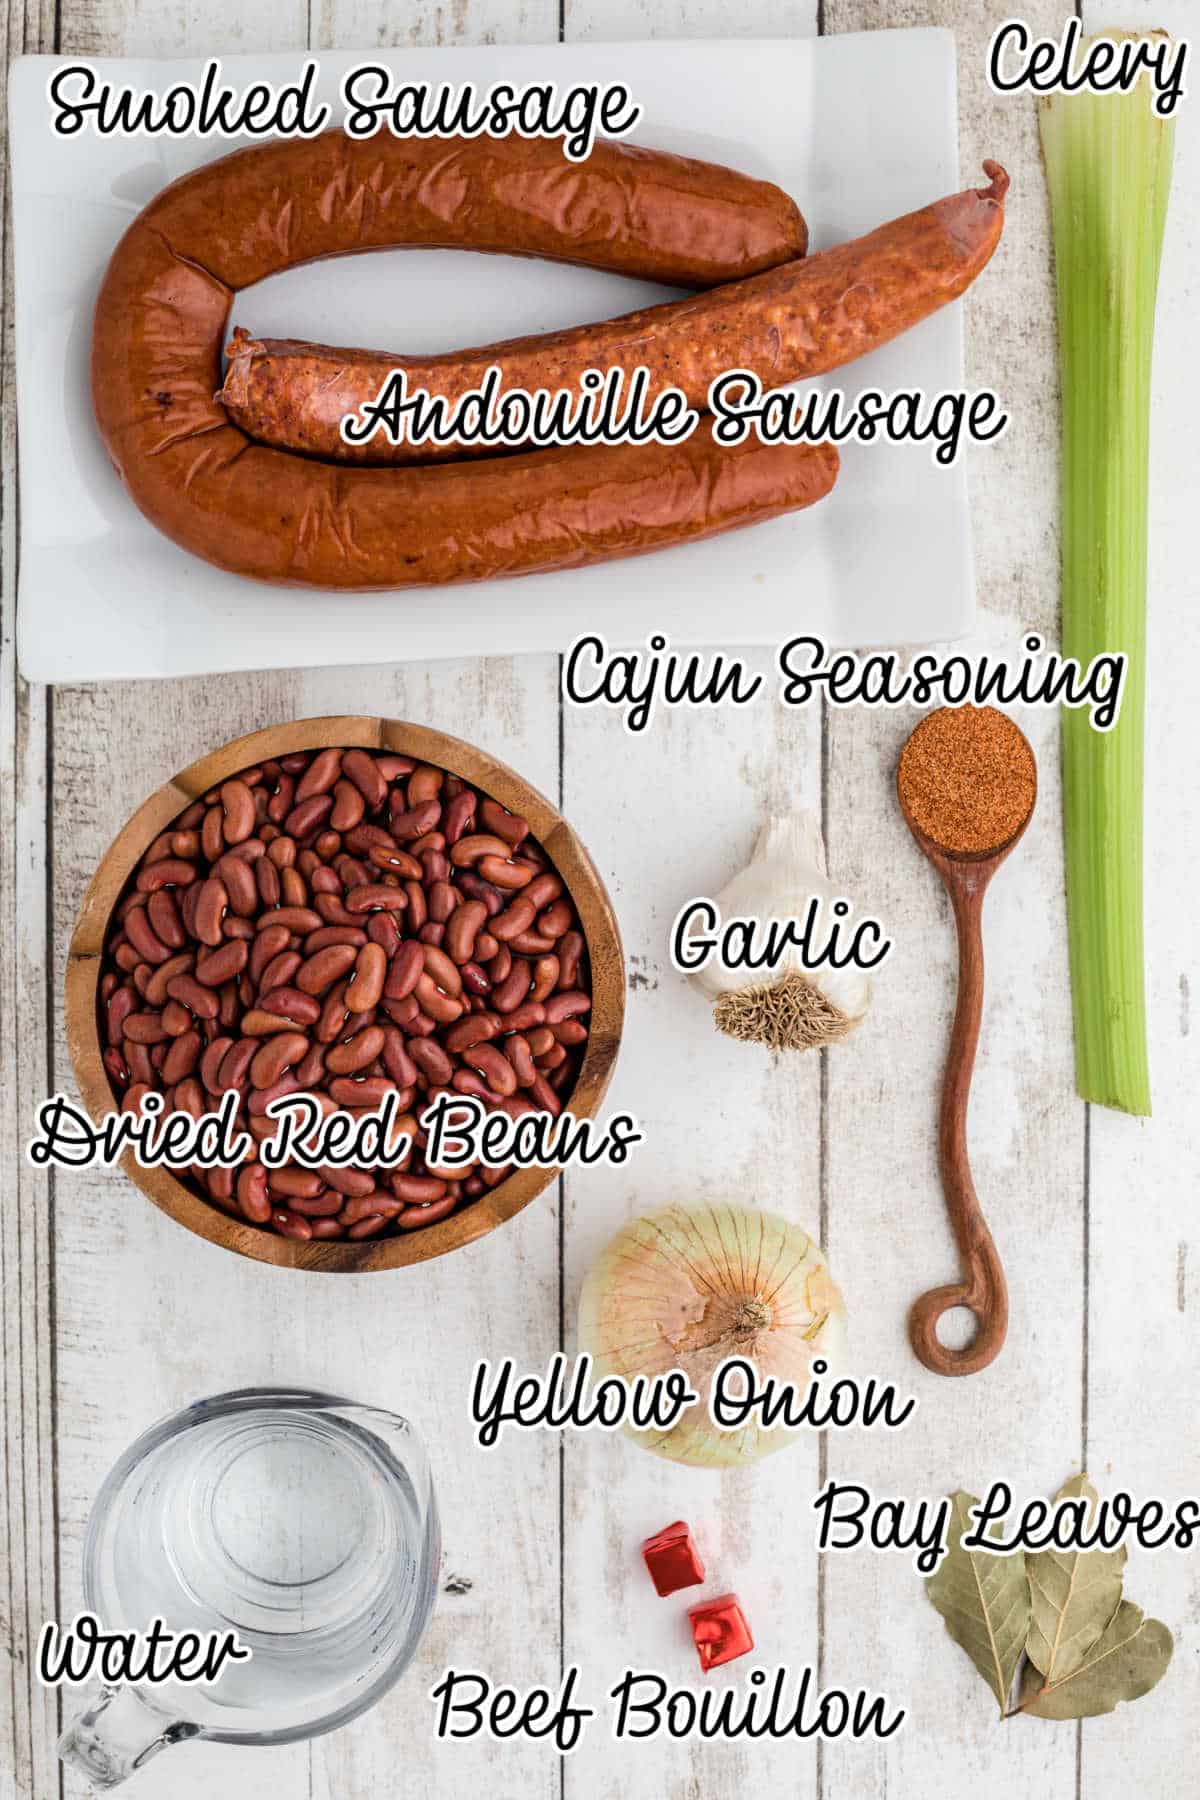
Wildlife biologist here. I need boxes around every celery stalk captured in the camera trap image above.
[1039,43,1174,1116]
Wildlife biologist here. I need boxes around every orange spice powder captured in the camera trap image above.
[897,706,1037,856]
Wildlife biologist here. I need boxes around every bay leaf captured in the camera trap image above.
[1025,1473,1126,1682]
[1019,1599,1173,1719]
[926,1491,1031,1715]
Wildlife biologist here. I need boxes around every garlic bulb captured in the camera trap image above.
[686,811,872,1051]
[578,1203,847,1468]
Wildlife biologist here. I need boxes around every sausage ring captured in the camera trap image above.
[92,129,838,590]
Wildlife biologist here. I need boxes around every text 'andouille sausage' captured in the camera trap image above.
[91,129,834,590]
[219,164,1009,466]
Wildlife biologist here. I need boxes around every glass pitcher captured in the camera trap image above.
[58,1387,440,1790]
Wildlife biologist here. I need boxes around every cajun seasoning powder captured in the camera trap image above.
[897,706,1037,856]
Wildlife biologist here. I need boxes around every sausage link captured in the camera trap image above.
[220,168,1006,471]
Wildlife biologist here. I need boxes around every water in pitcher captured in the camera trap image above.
[82,1390,439,1742]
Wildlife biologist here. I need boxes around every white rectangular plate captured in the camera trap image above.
[10,33,971,682]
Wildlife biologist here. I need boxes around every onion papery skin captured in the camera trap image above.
[578,1202,847,1468]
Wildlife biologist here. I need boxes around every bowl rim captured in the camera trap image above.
[64,714,624,1272]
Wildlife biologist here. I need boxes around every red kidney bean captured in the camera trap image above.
[528,1074,562,1115]
[248,923,289,985]
[389,799,441,839]
[257,950,302,993]
[237,1165,272,1223]
[445,900,487,964]
[544,991,591,1024]
[380,1029,417,1088]
[345,884,407,915]
[162,1030,202,1084]
[407,1037,453,1086]
[443,1014,498,1052]
[465,1043,518,1097]
[368,843,422,880]
[328,1076,395,1109]
[305,926,366,953]
[125,1010,169,1045]
[460,961,491,997]
[250,1031,310,1090]
[326,1027,385,1076]
[507,930,556,955]
[295,1044,326,1088]
[255,856,282,906]
[284,794,334,839]
[503,1035,538,1087]
[557,931,585,989]
[100,744,593,1244]
[272,1209,313,1240]
[345,942,387,1013]
[106,985,136,1045]
[531,955,560,1003]
[501,1001,547,1034]
[257,985,320,1026]
[442,790,476,845]
[414,974,462,1025]
[367,912,402,956]
[492,963,532,1014]
[220,780,256,845]
[297,944,358,995]
[537,899,573,938]
[200,1036,234,1093]
[161,999,192,1037]
[287,1189,345,1218]
[147,888,187,948]
[124,905,173,965]
[195,940,248,987]
[479,798,529,847]
[295,747,342,800]
[240,1008,296,1037]
[490,896,537,943]
[479,854,534,890]
[342,748,388,809]
[136,857,196,892]
[193,877,229,946]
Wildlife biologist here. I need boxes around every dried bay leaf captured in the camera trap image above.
[926,1491,1032,1715]
[1019,1600,1173,1719]
[1026,1473,1126,1681]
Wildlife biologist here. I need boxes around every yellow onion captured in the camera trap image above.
[578,1202,847,1468]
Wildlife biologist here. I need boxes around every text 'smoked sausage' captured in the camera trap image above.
[220,164,1010,467]
[91,129,835,590]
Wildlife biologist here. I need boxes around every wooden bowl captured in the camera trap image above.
[65,716,624,1272]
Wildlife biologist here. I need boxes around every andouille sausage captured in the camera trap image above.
[91,129,834,589]
[219,164,1009,466]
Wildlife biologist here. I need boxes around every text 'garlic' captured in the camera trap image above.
[578,1203,847,1468]
[682,811,876,1050]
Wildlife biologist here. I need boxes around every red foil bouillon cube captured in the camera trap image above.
[640,1520,705,1598]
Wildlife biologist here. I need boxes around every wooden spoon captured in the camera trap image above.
[896,708,1037,1377]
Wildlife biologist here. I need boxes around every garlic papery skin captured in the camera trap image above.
[684,811,872,1051]
[578,1203,847,1469]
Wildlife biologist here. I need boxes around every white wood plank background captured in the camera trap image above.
[2,2,1197,1797]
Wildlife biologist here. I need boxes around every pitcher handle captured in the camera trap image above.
[58,1686,198,1790]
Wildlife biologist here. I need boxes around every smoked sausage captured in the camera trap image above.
[91,129,836,589]
[220,165,1009,466]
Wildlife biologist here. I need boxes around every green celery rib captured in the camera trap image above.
[1039,48,1174,1116]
